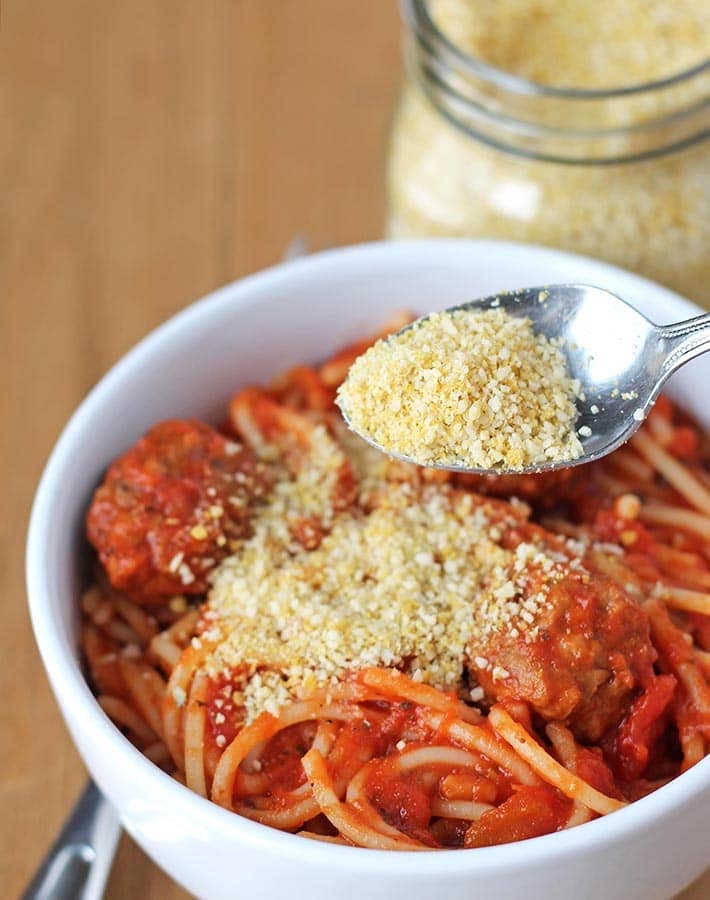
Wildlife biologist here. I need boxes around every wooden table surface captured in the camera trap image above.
[1,2,707,898]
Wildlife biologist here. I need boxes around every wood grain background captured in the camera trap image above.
[1,2,706,897]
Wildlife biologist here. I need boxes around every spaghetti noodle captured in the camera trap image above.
[82,317,710,850]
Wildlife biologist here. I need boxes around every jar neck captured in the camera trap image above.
[403,0,710,165]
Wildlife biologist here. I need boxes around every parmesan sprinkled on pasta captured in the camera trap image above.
[205,477,575,723]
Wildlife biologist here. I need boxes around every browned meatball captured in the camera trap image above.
[86,420,270,602]
[467,524,656,742]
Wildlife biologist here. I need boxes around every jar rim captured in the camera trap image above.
[402,0,709,163]
[405,0,710,100]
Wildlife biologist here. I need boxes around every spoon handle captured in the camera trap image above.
[658,312,710,379]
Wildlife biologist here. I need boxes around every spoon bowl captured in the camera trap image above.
[340,284,710,475]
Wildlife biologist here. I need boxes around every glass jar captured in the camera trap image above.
[387,0,710,306]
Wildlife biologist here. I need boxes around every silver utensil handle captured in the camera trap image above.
[21,781,122,900]
[659,312,710,378]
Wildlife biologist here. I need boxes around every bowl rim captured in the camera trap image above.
[26,237,710,876]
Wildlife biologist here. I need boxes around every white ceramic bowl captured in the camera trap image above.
[27,240,710,900]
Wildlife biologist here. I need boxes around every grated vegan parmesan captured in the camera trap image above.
[205,482,571,723]
[197,360,602,724]
[336,307,583,471]
[429,0,709,90]
[387,2,709,307]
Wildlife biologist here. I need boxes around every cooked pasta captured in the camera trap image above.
[82,318,710,849]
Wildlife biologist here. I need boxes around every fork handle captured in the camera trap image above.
[21,781,121,900]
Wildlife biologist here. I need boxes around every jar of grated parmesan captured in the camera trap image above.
[387,0,710,306]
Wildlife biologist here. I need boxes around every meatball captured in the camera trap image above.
[86,420,270,602]
[468,525,656,742]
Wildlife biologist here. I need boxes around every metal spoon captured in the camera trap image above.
[339,284,710,475]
